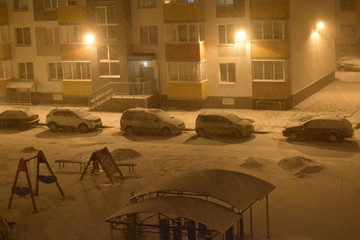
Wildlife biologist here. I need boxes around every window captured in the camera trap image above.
[139,0,156,8]
[43,0,57,9]
[60,26,87,43]
[58,0,79,6]
[45,27,60,45]
[0,61,10,79]
[18,62,34,80]
[340,0,356,10]
[62,62,90,79]
[98,44,120,77]
[164,0,203,3]
[252,21,288,40]
[140,26,158,44]
[219,63,235,83]
[14,0,28,10]
[168,61,206,82]
[340,24,357,38]
[48,62,63,81]
[166,23,204,42]
[218,24,234,44]
[217,0,233,4]
[252,60,285,81]
[16,27,31,45]
[96,6,118,40]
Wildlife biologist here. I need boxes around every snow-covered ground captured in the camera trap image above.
[1,72,360,240]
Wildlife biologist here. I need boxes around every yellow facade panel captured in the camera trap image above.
[166,43,205,61]
[249,0,289,19]
[252,81,290,98]
[167,81,208,100]
[0,8,8,25]
[57,7,87,24]
[60,44,90,60]
[0,79,10,94]
[63,80,92,96]
[251,40,290,58]
[164,3,204,22]
[0,44,11,59]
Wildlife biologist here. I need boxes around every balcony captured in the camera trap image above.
[251,40,290,58]
[57,7,87,24]
[165,42,205,61]
[60,44,90,60]
[163,2,204,22]
[167,80,208,100]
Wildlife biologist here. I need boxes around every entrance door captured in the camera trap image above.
[139,66,156,94]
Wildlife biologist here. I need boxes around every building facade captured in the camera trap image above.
[0,0,336,111]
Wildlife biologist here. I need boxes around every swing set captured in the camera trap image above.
[8,150,64,212]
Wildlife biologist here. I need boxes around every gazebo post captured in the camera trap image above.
[250,206,253,240]
[266,195,271,238]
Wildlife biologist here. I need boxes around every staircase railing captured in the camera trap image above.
[88,81,152,109]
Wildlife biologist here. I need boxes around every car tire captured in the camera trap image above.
[48,122,58,132]
[197,128,206,138]
[160,127,171,137]
[329,133,338,143]
[78,123,89,133]
[125,126,135,135]
[289,132,297,141]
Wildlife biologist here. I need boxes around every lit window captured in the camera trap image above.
[251,21,288,40]
[18,62,34,80]
[219,63,236,83]
[218,24,234,44]
[140,26,158,45]
[252,60,285,81]
[16,27,31,45]
[168,61,206,82]
[14,0,28,10]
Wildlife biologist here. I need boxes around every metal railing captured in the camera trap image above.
[88,81,151,109]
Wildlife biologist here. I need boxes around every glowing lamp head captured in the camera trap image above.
[236,30,247,42]
[84,33,95,44]
[316,22,325,31]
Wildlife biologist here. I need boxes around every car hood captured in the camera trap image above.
[82,114,101,121]
[235,119,253,126]
[163,117,184,126]
[284,125,302,131]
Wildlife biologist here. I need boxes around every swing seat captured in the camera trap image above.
[38,175,56,184]
[12,186,32,196]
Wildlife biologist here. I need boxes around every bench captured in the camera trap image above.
[54,160,87,171]
[116,162,137,174]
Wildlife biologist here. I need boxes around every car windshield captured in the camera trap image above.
[151,110,174,120]
[226,113,242,123]
[72,109,90,117]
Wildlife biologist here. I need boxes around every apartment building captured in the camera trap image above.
[0,0,336,111]
[335,0,360,59]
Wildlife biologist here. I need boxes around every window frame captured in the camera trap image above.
[140,25,158,45]
[18,62,34,80]
[48,62,63,81]
[138,0,156,8]
[252,60,287,82]
[15,27,31,45]
[45,27,60,46]
[14,0,29,11]
[218,24,234,45]
[61,61,91,80]
[43,0,57,10]
[166,23,204,43]
[251,20,288,40]
[219,63,236,83]
[340,0,356,11]
[167,61,207,82]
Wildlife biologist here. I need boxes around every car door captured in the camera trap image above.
[302,120,319,139]
[145,113,162,132]
[133,112,147,132]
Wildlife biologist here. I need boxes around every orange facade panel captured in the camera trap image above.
[0,8,8,25]
[60,44,90,60]
[167,80,208,100]
[249,0,289,19]
[164,3,204,22]
[0,79,10,95]
[57,7,87,24]
[0,44,11,59]
[166,42,205,61]
[251,40,290,58]
[63,80,92,96]
[252,81,290,99]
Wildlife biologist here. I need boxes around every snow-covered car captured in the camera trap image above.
[336,57,360,71]
[120,108,185,136]
[195,112,254,138]
[282,117,353,143]
[0,109,39,129]
[46,107,102,133]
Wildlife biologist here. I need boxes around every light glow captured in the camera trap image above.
[316,21,325,31]
[236,30,247,42]
[84,33,95,44]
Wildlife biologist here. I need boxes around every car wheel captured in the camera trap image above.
[329,133,338,143]
[160,127,171,137]
[197,128,206,138]
[48,122,58,132]
[234,129,243,138]
[289,132,297,141]
[78,124,89,133]
[125,126,135,135]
